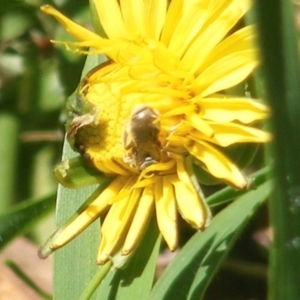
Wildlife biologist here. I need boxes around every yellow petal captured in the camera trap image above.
[173,180,209,229]
[200,50,258,97]
[155,176,177,250]
[174,158,211,229]
[162,105,194,117]
[187,113,215,138]
[120,0,146,38]
[97,187,142,264]
[196,97,269,124]
[167,3,209,58]
[93,158,133,176]
[197,25,256,75]
[175,156,195,191]
[194,49,258,97]
[166,135,188,149]
[140,94,183,113]
[93,0,128,39]
[108,177,139,204]
[144,0,167,39]
[179,8,243,74]
[132,176,158,189]
[194,122,271,147]
[51,177,125,249]
[152,43,183,77]
[186,140,247,189]
[122,185,155,254]
[160,0,183,45]
[40,5,105,43]
[139,160,176,179]
[205,0,251,21]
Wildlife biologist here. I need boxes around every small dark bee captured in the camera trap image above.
[123,106,162,170]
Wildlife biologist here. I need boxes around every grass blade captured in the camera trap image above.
[150,181,271,300]
[0,194,55,250]
[254,0,300,299]
[53,53,109,300]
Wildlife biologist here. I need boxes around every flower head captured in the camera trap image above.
[40,0,270,265]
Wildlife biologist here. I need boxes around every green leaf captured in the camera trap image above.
[255,0,300,299]
[150,180,271,300]
[54,156,108,189]
[0,193,56,250]
[53,171,102,300]
[53,53,109,300]
[6,260,52,300]
[207,166,269,207]
[89,0,106,37]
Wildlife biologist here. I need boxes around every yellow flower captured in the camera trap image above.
[40,0,270,265]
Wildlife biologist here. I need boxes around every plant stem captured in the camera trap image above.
[255,0,300,299]
[79,261,112,300]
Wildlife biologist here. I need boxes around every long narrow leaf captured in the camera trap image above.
[53,54,108,300]
[254,0,300,299]
[0,193,56,250]
[150,180,271,300]
[207,166,269,207]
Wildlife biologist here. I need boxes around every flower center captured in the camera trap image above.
[66,47,195,176]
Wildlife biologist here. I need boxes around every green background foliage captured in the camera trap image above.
[1,0,300,299]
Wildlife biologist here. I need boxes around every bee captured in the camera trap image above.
[123,106,162,170]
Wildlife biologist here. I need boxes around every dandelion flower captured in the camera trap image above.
[40,0,270,265]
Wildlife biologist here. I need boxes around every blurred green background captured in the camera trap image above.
[0,1,88,297]
[1,1,300,299]
[0,0,89,240]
